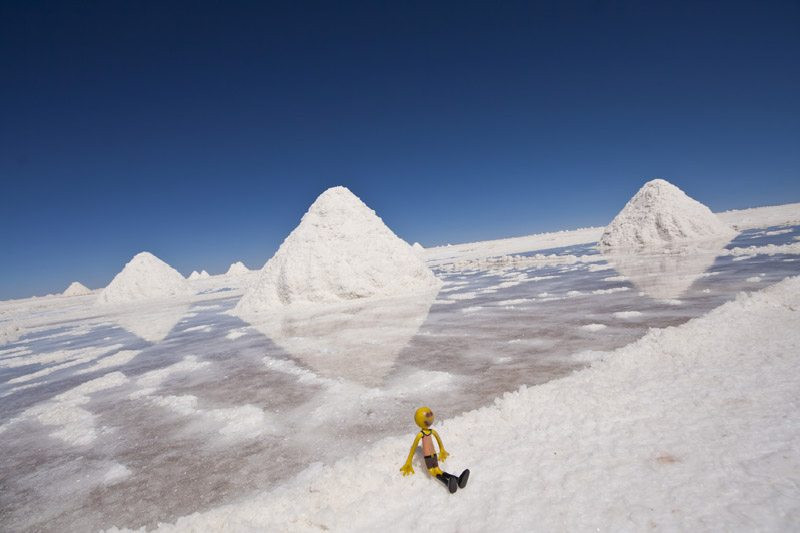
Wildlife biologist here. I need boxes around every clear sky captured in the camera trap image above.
[1,1,798,300]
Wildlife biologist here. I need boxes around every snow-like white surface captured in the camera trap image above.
[23,371,129,446]
[97,252,191,305]
[424,226,604,265]
[717,202,800,230]
[225,262,250,276]
[236,186,441,313]
[600,179,737,249]
[63,281,92,296]
[2,203,800,532]
[147,276,800,532]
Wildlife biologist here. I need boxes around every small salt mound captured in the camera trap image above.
[599,179,737,249]
[188,271,202,280]
[97,252,191,305]
[226,261,250,276]
[236,186,442,313]
[200,270,210,278]
[63,281,92,296]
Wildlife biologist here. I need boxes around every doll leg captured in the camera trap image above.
[436,472,458,493]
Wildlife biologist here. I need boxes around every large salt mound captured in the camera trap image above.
[599,179,737,249]
[235,186,442,313]
[226,261,250,276]
[62,281,92,296]
[97,252,191,305]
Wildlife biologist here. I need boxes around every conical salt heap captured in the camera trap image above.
[599,179,737,249]
[189,270,211,280]
[226,261,250,276]
[236,186,441,314]
[63,281,92,296]
[97,252,191,305]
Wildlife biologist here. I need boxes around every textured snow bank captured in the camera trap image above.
[146,275,800,532]
[97,252,190,305]
[236,186,441,313]
[600,179,737,249]
[63,281,92,296]
[226,262,250,276]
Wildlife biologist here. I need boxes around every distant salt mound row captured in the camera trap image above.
[236,186,442,314]
[62,281,92,296]
[188,270,211,280]
[226,261,250,276]
[599,179,737,249]
[97,252,191,305]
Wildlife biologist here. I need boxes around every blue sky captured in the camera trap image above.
[1,1,798,299]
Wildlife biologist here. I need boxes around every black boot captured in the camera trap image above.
[436,473,458,493]
[458,469,470,489]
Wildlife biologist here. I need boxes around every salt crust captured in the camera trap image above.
[144,275,800,532]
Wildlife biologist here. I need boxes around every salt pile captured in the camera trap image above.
[188,270,211,280]
[235,186,441,314]
[96,252,191,305]
[412,242,424,255]
[226,262,250,276]
[599,179,737,249]
[62,281,92,296]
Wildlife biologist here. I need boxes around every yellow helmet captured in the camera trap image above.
[414,406,434,429]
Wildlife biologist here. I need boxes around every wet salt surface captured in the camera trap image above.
[1,225,799,532]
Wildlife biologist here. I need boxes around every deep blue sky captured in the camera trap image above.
[1,1,798,299]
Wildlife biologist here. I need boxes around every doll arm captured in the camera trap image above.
[400,433,422,475]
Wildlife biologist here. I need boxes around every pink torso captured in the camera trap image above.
[421,433,435,456]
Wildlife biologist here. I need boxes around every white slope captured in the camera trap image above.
[96,252,191,305]
[226,262,250,276]
[152,276,800,532]
[62,281,92,296]
[235,186,441,314]
[187,271,202,280]
[600,179,737,249]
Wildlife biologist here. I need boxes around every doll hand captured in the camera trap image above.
[438,450,449,462]
[400,463,415,476]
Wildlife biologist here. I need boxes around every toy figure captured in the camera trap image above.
[400,406,470,493]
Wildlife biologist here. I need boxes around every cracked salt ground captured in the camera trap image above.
[1,226,799,531]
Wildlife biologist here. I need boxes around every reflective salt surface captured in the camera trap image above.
[1,226,799,531]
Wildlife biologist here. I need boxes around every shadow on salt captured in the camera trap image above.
[600,237,731,302]
[234,290,438,388]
